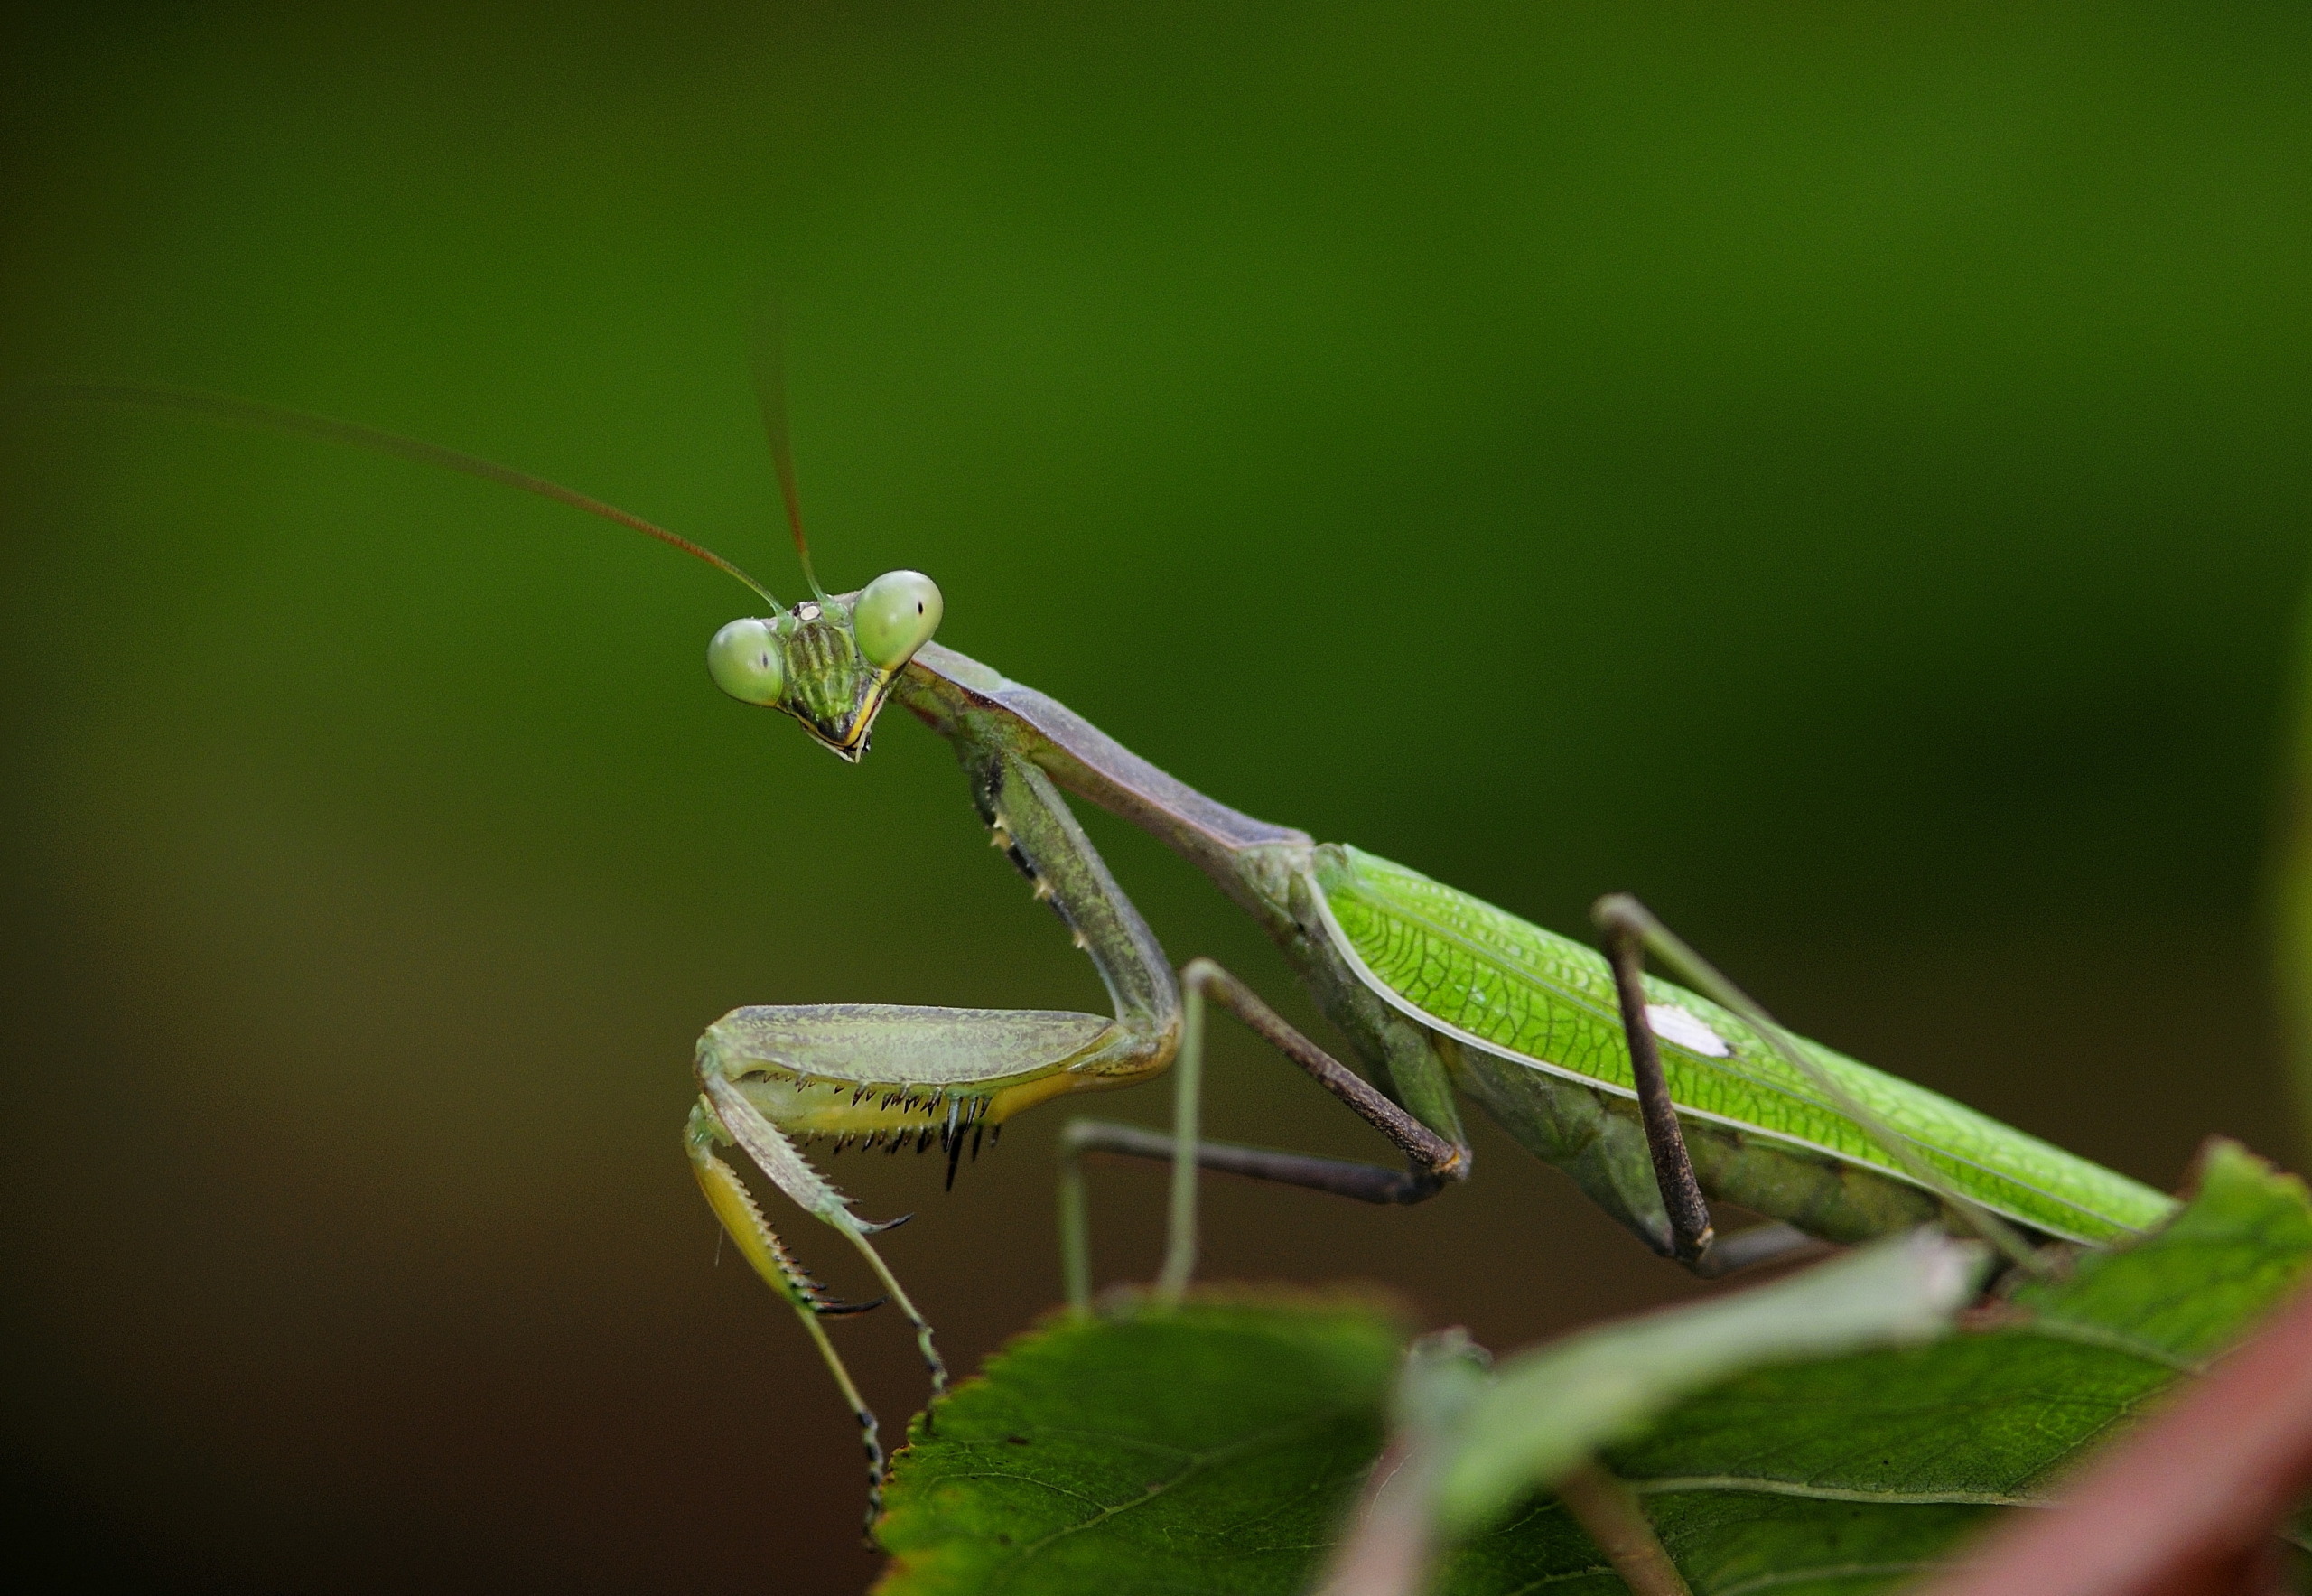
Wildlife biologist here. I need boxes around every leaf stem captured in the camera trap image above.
[1557,1462,1692,1596]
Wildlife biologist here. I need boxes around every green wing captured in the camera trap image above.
[1316,845,2174,1244]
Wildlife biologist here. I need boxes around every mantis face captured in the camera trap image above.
[706,569,944,761]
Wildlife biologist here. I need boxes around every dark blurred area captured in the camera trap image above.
[3,3,2308,1591]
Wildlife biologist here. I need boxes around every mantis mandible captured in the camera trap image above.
[42,374,2177,1537]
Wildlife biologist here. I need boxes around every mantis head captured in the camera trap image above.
[705,570,944,761]
[704,313,949,761]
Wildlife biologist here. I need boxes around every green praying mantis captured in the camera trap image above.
[42,372,2177,1539]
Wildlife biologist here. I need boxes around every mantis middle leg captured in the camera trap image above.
[1058,957,1472,1311]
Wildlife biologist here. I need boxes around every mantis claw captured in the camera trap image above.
[812,1293,890,1319]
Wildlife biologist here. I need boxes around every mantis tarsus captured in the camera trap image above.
[41,375,2177,1541]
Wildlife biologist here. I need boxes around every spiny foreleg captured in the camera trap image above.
[685,1099,898,1540]
[695,1072,948,1395]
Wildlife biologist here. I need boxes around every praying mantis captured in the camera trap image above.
[40,373,2177,1540]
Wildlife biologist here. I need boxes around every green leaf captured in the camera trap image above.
[872,1145,2312,1596]
[1431,1229,1990,1538]
[1438,1141,2312,1594]
[873,1289,1409,1596]
[2003,1138,2312,1366]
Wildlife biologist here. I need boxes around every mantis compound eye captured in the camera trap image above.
[853,570,943,673]
[707,617,787,706]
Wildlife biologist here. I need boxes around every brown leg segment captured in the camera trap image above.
[1183,958,1468,1180]
[1061,1118,1448,1205]
[1593,896,1717,1267]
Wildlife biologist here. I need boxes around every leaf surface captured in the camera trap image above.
[1431,1229,1988,1536]
[1437,1142,2312,1594]
[876,1144,2312,1596]
[874,1290,1408,1595]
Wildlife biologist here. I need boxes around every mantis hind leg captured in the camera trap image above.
[1059,957,1468,1312]
[1590,893,2019,1278]
[1591,897,1836,1277]
[1590,898,1720,1268]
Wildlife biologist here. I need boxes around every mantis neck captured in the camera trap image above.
[896,643,1311,932]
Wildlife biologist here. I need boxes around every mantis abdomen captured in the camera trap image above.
[1309,843,2176,1247]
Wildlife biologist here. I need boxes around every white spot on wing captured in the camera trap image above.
[1645,1003,1730,1058]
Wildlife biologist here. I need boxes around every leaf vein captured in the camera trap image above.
[983,1405,1361,1590]
[1712,1560,1947,1596]
[1629,1475,2047,1507]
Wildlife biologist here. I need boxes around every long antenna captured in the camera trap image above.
[748,305,827,602]
[27,380,786,612]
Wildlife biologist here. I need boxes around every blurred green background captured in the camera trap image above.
[5,3,2309,1591]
